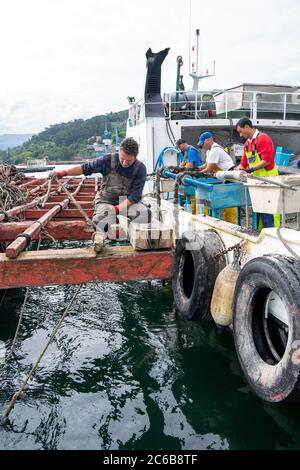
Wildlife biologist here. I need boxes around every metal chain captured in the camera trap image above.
[214,239,245,261]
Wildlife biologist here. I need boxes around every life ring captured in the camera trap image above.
[233,255,300,403]
[172,230,226,320]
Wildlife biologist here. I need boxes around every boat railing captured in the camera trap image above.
[165,89,300,121]
[127,89,300,125]
[128,98,145,126]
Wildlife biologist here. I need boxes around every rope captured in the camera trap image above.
[33,220,58,245]
[0,284,82,425]
[10,238,42,354]
[0,289,7,310]
[57,179,96,229]
[40,179,52,208]
[277,227,300,259]
[11,288,30,354]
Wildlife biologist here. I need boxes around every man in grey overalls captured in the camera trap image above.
[50,137,148,242]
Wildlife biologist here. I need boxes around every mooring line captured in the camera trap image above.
[10,238,43,354]
[57,177,96,229]
[0,284,82,425]
[11,287,30,354]
[0,289,7,310]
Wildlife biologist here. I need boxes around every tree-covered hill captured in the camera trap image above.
[0,110,128,164]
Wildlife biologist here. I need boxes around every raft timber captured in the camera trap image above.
[0,176,173,289]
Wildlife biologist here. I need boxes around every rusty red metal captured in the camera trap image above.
[0,248,174,288]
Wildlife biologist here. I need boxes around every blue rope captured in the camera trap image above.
[154,146,181,171]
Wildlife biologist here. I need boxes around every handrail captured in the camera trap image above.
[128,89,300,125]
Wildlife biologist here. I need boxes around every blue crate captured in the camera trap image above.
[275,146,293,166]
[194,182,247,210]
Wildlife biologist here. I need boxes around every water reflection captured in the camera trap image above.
[0,281,300,449]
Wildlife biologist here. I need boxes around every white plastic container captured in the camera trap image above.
[160,178,175,192]
[246,175,300,214]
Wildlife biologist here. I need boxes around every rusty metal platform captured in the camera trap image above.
[0,176,174,288]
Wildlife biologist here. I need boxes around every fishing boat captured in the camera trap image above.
[1,40,300,409]
[124,42,300,404]
[126,45,300,173]
[16,157,54,173]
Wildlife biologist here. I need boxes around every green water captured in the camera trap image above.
[1,281,300,450]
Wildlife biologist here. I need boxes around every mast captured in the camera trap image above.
[103,114,111,155]
[189,28,215,91]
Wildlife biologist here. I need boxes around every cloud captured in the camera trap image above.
[0,0,299,134]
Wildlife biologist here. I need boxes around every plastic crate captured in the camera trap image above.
[275,146,293,166]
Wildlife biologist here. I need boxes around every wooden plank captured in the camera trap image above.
[0,247,174,288]
[92,232,104,253]
[118,216,173,250]
[0,220,94,241]
[42,201,93,209]
[46,195,94,202]
[25,209,94,219]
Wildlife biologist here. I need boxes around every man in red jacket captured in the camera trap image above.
[237,117,280,229]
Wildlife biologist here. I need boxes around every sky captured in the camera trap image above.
[0,0,300,135]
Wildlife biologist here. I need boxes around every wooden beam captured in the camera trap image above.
[25,209,94,219]
[6,199,70,258]
[0,247,174,288]
[46,195,94,202]
[118,216,173,250]
[0,220,94,241]
[42,201,93,209]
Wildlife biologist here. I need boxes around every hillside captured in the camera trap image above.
[0,133,33,150]
[0,110,128,164]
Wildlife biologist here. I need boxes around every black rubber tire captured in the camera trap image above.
[172,230,226,320]
[233,255,300,403]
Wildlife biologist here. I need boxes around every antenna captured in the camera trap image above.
[189,28,215,91]
[115,127,120,151]
[103,114,111,155]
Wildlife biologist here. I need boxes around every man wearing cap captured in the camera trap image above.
[197,131,236,224]
[176,138,202,169]
[197,131,234,174]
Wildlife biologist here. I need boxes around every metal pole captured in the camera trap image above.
[253,92,257,120]
[281,190,286,228]
[283,93,287,120]
[196,29,200,76]
[245,187,249,229]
